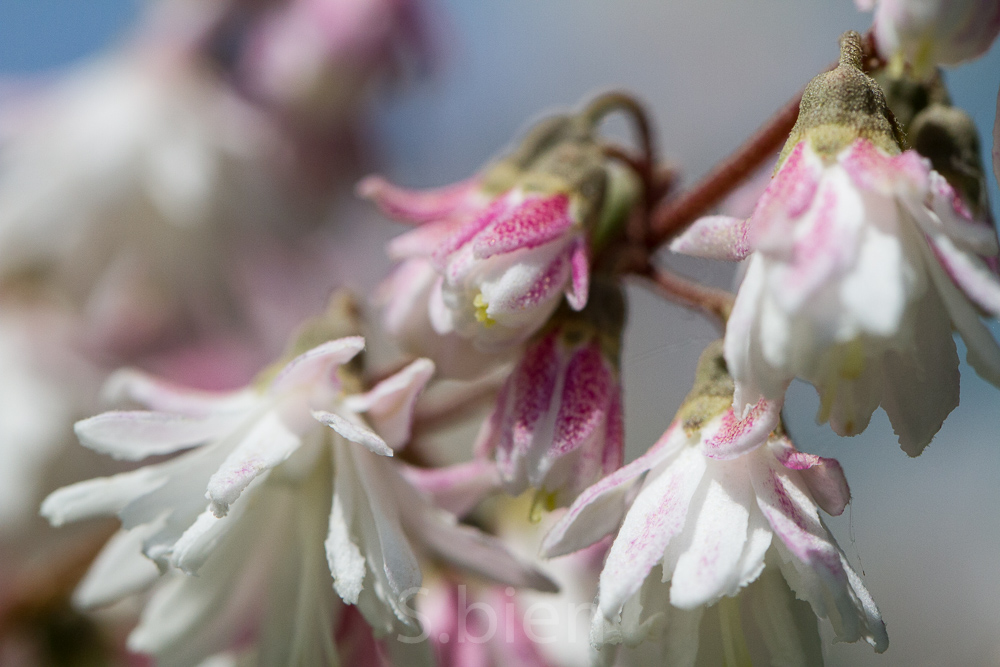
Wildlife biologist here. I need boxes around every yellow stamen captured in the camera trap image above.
[528,489,558,523]
[473,293,496,328]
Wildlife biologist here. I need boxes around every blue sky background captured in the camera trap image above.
[2,1,999,665]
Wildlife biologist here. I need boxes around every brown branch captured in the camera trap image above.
[637,263,735,331]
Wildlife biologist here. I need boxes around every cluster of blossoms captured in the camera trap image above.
[1,0,999,665]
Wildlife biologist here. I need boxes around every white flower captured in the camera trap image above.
[857,0,1000,76]
[43,336,554,660]
[0,51,283,352]
[541,346,887,664]
[673,138,1000,455]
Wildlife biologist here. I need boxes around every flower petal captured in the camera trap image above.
[73,526,162,609]
[342,358,434,450]
[566,236,590,310]
[768,436,851,517]
[669,215,753,260]
[74,410,241,461]
[472,193,573,259]
[205,411,301,517]
[928,230,1000,319]
[270,337,365,394]
[598,446,707,619]
[540,422,685,559]
[399,459,501,517]
[668,459,753,608]
[699,398,781,460]
[314,410,392,457]
[551,343,612,457]
[41,466,168,526]
[102,369,255,415]
[357,175,480,224]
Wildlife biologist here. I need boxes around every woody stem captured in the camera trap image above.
[638,262,735,331]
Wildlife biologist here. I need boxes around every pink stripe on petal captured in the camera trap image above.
[552,343,612,456]
[700,398,781,460]
[597,447,707,617]
[472,194,573,259]
[840,140,929,194]
[357,175,480,224]
[509,334,560,459]
[751,142,821,241]
[602,390,625,475]
[769,436,851,517]
[541,422,686,558]
[432,196,513,267]
[566,238,590,310]
[929,232,1000,319]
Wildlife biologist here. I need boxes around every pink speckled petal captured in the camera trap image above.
[566,237,590,310]
[495,334,559,482]
[357,175,480,224]
[699,398,781,460]
[670,215,753,261]
[387,218,462,259]
[473,194,573,259]
[597,446,707,618]
[270,337,364,394]
[841,141,929,196]
[432,196,513,268]
[551,343,612,456]
[343,358,435,450]
[541,422,687,558]
[768,436,850,516]
[750,141,821,245]
[205,411,301,517]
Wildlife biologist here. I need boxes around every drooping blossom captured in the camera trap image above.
[856,0,1000,77]
[541,343,887,664]
[672,33,1000,454]
[361,107,641,355]
[42,304,555,660]
[475,280,626,510]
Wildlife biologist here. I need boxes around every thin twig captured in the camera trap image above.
[638,263,735,332]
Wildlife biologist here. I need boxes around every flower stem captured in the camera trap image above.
[639,263,734,331]
[583,91,656,174]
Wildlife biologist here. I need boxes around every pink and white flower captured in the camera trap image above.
[856,0,1000,76]
[361,176,590,353]
[541,385,887,662]
[474,314,625,509]
[237,0,429,130]
[673,138,1000,454]
[42,336,555,660]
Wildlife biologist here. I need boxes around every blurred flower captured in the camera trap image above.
[856,0,1000,77]
[42,304,555,660]
[672,33,1000,455]
[475,280,626,510]
[362,103,642,355]
[236,0,430,131]
[542,343,887,664]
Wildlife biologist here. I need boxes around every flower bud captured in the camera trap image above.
[362,96,642,354]
[779,31,903,167]
[475,279,626,511]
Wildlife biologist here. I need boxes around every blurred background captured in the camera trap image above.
[1,1,999,665]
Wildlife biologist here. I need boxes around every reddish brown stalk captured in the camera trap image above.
[646,92,801,249]
[638,262,735,331]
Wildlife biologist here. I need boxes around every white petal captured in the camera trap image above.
[41,466,167,526]
[314,410,392,457]
[669,459,754,608]
[927,230,1000,319]
[342,358,434,450]
[74,527,162,608]
[74,410,240,460]
[270,336,365,394]
[598,446,707,619]
[541,422,685,558]
[326,446,366,605]
[206,412,301,517]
